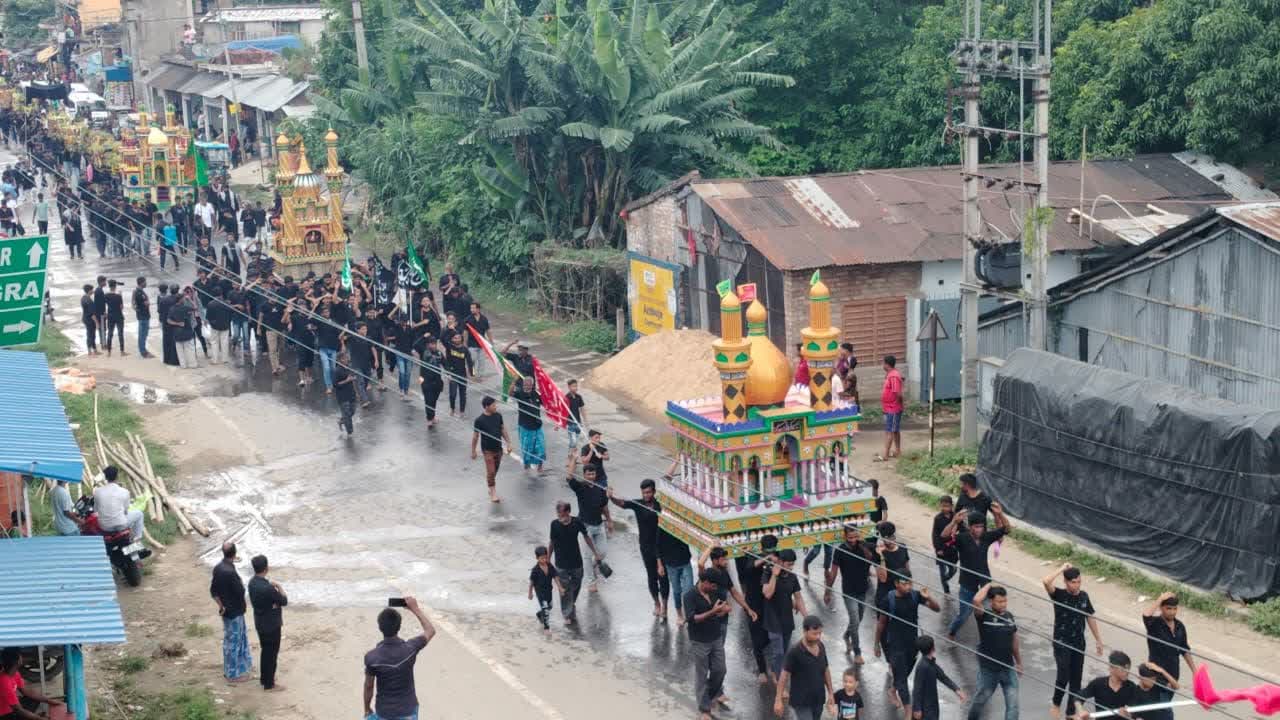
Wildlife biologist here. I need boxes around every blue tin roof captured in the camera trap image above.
[0,536,126,646]
[0,350,85,482]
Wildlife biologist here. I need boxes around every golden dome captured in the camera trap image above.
[743,300,792,406]
[809,280,830,300]
[720,291,741,310]
[275,132,290,147]
[325,128,339,142]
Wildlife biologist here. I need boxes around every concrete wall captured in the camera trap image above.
[124,0,188,104]
[202,19,326,45]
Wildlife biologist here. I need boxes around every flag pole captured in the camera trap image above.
[1089,700,1197,719]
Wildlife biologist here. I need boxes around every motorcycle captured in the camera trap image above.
[75,495,147,587]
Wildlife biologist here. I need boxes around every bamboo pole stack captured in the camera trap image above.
[90,393,210,544]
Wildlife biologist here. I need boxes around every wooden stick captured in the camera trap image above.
[103,440,194,535]
[92,392,108,471]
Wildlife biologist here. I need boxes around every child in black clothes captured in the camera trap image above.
[833,667,864,719]
[528,546,564,632]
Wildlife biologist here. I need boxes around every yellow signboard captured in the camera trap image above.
[628,255,677,336]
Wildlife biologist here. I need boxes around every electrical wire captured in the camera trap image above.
[20,148,1280,693]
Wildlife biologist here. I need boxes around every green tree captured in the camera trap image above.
[2,0,55,48]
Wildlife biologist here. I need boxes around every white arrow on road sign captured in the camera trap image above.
[26,243,43,268]
[3,320,34,334]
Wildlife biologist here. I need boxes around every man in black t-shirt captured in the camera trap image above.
[697,546,757,639]
[776,615,833,720]
[969,584,1021,720]
[955,473,992,525]
[1044,563,1103,718]
[567,460,609,591]
[943,502,1011,638]
[464,301,491,370]
[875,571,940,711]
[1141,592,1195,714]
[132,277,153,358]
[204,286,232,364]
[247,554,288,691]
[104,280,126,356]
[580,429,610,486]
[762,549,806,682]
[471,396,511,503]
[686,568,731,719]
[825,524,875,660]
[874,522,911,610]
[607,479,666,614]
[548,499,600,625]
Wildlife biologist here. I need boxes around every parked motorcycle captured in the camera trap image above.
[75,495,146,587]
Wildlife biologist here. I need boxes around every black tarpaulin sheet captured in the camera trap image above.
[979,348,1280,600]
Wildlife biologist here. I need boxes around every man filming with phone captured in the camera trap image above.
[364,596,436,720]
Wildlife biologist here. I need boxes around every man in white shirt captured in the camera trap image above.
[195,197,216,241]
[92,465,145,541]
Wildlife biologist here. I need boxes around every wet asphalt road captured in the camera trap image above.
[23,147,1253,720]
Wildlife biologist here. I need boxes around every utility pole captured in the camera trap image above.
[351,0,370,75]
[951,0,1052,445]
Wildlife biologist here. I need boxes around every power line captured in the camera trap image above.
[21,149,1279,692]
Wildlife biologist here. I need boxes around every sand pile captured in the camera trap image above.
[52,367,97,394]
[587,328,722,416]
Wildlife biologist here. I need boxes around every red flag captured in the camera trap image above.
[533,357,571,429]
[1195,665,1280,715]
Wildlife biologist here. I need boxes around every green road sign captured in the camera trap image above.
[0,235,49,349]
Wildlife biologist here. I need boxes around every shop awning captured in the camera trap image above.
[199,77,239,100]
[0,536,126,646]
[237,76,309,113]
[146,64,198,92]
[35,46,58,64]
[0,350,84,482]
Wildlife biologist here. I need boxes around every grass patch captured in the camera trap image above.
[523,317,559,335]
[895,446,977,495]
[1248,596,1280,637]
[111,655,149,674]
[95,687,248,720]
[184,621,214,638]
[561,320,617,354]
[12,323,74,364]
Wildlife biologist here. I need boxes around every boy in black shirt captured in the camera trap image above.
[333,355,357,436]
[416,336,445,426]
[932,495,959,595]
[911,636,966,720]
[1044,563,1104,719]
[874,522,911,610]
[736,534,778,682]
[1079,651,1139,719]
[1132,662,1179,720]
[132,277,152,357]
[875,571,940,713]
[564,378,586,457]
[527,546,563,632]
[471,396,512,503]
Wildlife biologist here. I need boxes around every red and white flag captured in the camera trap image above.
[533,357,571,429]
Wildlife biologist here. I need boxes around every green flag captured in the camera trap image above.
[715,279,732,297]
[405,240,429,284]
[186,138,209,187]
[810,269,821,286]
[341,242,353,291]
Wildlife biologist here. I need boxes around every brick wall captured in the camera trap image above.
[783,262,922,403]
[624,196,680,265]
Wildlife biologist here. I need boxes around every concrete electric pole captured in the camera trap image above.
[952,0,1053,445]
[351,0,370,74]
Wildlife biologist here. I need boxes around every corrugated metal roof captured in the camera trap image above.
[1219,203,1280,239]
[175,71,226,96]
[0,351,84,482]
[203,6,331,23]
[145,64,199,92]
[0,536,126,646]
[680,155,1249,270]
[199,77,240,100]
[1175,152,1279,203]
[237,76,309,112]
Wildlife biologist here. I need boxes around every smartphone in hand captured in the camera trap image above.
[388,597,407,608]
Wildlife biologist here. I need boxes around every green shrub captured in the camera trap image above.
[562,321,617,354]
